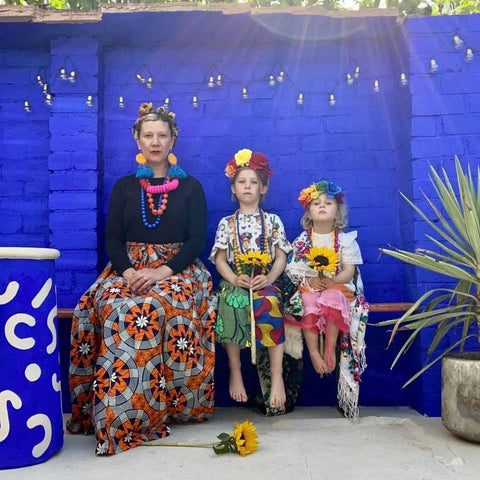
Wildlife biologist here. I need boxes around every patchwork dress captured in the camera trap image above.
[285,229,369,420]
[210,210,300,414]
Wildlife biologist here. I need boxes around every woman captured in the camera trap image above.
[67,103,216,455]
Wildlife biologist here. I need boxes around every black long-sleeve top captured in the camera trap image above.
[105,174,207,275]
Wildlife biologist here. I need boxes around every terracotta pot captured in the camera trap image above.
[442,352,480,443]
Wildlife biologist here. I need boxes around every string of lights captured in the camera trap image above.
[23,33,475,114]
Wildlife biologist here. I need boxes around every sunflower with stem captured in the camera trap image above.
[236,251,272,364]
[142,421,259,456]
[305,245,339,279]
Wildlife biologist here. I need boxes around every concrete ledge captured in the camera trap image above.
[0,4,400,24]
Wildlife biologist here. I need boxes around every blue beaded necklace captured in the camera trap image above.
[141,186,163,229]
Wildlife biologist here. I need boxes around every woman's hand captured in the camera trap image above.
[124,266,173,295]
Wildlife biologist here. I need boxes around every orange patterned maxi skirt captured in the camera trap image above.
[67,242,216,455]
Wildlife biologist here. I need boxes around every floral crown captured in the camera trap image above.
[132,102,179,140]
[298,180,344,209]
[224,149,273,180]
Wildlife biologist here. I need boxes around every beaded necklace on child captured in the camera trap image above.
[232,209,269,275]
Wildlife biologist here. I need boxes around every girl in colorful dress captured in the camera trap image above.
[285,180,368,419]
[67,103,216,455]
[210,149,292,412]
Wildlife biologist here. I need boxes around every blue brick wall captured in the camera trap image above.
[1,10,479,415]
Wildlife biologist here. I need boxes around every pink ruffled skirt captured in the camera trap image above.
[301,286,353,333]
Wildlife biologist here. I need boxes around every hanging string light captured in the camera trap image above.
[400,73,408,86]
[118,96,125,108]
[296,92,304,105]
[192,95,199,108]
[86,95,94,107]
[466,48,474,62]
[374,79,380,92]
[268,75,276,86]
[216,74,222,86]
[453,33,463,49]
[208,76,215,88]
[24,100,31,113]
[242,87,248,99]
[346,73,354,85]
[430,58,439,73]
[329,93,336,107]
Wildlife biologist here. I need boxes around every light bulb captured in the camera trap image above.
[69,71,76,83]
[118,96,125,108]
[192,95,199,108]
[86,95,93,107]
[136,73,145,83]
[329,93,336,107]
[163,97,170,109]
[208,76,215,88]
[36,75,43,86]
[346,73,354,85]
[216,74,222,86]
[60,68,67,80]
[354,66,360,78]
[400,73,408,86]
[296,93,304,105]
[24,100,31,113]
[277,71,285,82]
[466,48,474,62]
[45,94,52,106]
[146,77,153,88]
[430,59,439,73]
[453,34,463,48]
[374,79,380,92]
[268,75,276,86]
[242,87,248,99]
[42,84,48,95]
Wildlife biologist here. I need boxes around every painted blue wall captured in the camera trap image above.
[1,10,479,416]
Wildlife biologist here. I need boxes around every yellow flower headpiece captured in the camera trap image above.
[225,149,273,180]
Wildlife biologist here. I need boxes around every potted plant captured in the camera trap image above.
[378,156,480,443]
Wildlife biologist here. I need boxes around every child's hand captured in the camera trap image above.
[251,274,270,291]
[235,274,252,289]
[319,277,334,290]
[307,276,323,291]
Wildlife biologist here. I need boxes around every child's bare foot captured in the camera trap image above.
[309,350,327,375]
[229,368,248,402]
[324,347,336,373]
[269,374,286,408]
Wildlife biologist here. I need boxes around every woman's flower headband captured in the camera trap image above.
[298,180,344,209]
[224,149,273,180]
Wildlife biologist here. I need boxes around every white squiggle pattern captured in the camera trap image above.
[25,363,41,382]
[31,278,52,309]
[0,281,19,305]
[46,305,57,354]
[5,313,36,350]
[51,373,61,392]
[26,414,52,458]
[0,391,22,442]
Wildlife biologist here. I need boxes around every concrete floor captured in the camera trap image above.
[1,407,478,480]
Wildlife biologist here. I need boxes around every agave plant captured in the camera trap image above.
[378,156,480,386]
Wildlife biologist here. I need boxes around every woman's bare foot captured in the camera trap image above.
[229,368,248,402]
[309,349,327,375]
[269,374,286,408]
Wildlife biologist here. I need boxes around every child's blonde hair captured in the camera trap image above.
[301,198,348,231]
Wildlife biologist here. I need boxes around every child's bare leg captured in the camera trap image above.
[303,319,327,375]
[324,322,340,373]
[267,343,286,408]
[225,343,247,402]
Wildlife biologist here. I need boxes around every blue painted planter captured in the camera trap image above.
[0,248,63,469]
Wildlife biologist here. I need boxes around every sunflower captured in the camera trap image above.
[305,245,339,277]
[232,421,259,456]
[236,251,271,268]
